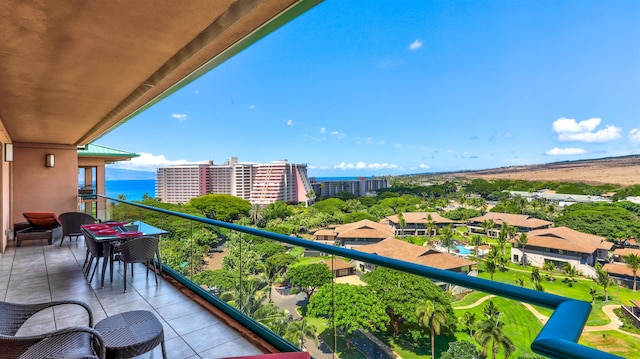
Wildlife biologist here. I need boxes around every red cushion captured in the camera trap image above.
[23,212,62,230]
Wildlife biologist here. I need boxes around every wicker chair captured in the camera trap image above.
[58,212,96,247]
[0,299,105,359]
[84,233,105,284]
[114,236,159,292]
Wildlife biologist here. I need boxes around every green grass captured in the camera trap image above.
[579,330,640,358]
[453,297,544,358]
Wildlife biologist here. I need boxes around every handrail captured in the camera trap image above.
[100,195,622,359]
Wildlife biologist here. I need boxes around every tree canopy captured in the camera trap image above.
[188,194,251,221]
[286,263,333,299]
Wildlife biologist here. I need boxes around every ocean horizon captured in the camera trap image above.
[106,179,155,201]
[105,176,379,201]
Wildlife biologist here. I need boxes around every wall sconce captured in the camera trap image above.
[4,143,13,162]
[45,154,55,167]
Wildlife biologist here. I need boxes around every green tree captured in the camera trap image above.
[515,233,528,267]
[624,253,640,291]
[284,318,318,349]
[286,263,333,300]
[188,194,251,221]
[397,212,406,237]
[416,300,449,359]
[484,259,497,281]
[440,340,481,359]
[362,267,455,337]
[426,214,435,237]
[514,275,526,287]
[249,203,265,226]
[461,312,477,336]
[530,267,541,284]
[481,219,496,237]
[191,269,238,292]
[440,225,455,253]
[307,284,388,348]
[593,264,615,302]
[475,301,515,359]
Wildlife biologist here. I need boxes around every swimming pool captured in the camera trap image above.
[455,245,471,255]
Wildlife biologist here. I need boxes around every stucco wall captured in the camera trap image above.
[0,124,12,252]
[12,143,78,232]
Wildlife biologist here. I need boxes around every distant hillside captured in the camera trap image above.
[106,167,156,180]
[450,155,640,187]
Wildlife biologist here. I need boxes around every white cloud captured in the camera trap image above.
[109,152,205,172]
[249,105,255,110]
[409,39,423,51]
[287,119,294,126]
[330,131,347,139]
[333,162,399,171]
[419,164,430,169]
[308,165,329,170]
[172,113,187,122]
[545,147,587,155]
[552,117,621,142]
[629,128,640,144]
[320,127,326,134]
[355,137,386,145]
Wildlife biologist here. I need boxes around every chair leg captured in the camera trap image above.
[123,262,128,292]
[59,235,65,247]
[82,250,90,273]
[89,258,99,283]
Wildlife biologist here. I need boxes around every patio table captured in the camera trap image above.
[81,221,168,288]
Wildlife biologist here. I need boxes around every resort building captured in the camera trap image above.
[310,176,390,198]
[384,212,456,237]
[313,219,395,247]
[467,212,553,237]
[510,226,613,277]
[354,238,476,274]
[156,158,313,205]
[508,190,612,207]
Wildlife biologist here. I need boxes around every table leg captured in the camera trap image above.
[101,242,110,288]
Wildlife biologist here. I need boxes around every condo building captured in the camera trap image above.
[310,176,390,198]
[156,158,313,205]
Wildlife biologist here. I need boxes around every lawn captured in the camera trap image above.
[453,296,544,358]
[580,330,640,358]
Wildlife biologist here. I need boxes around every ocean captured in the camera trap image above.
[106,179,155,201]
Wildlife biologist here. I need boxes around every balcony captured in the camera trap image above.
[0,237,271,358]
[5,196,615,359]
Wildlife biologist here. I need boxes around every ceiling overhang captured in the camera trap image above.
[0,0,321,146]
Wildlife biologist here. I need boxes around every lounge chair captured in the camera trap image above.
[14,212,63,247]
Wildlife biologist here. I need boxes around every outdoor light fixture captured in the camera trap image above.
[4,143,13,162]
[45,154,55,167]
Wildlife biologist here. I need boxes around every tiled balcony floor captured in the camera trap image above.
[0,237,266,358]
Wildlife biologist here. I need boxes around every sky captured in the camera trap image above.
[98,1,640,178]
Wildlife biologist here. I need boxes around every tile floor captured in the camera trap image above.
[0,236,265,358]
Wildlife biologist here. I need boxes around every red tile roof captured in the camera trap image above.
[523,226,612,254]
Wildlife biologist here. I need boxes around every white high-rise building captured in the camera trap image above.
[156,158,313,205]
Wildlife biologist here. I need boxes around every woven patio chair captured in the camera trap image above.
[113,236,159,292]
[0,299,105,359]
[84,233,105,284]
[58,212,96,247]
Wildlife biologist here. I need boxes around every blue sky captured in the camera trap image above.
[99,1,640,178]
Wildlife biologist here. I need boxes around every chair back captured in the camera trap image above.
[84,234,104,258]
[119,236,159,263]
[58,212,96,236]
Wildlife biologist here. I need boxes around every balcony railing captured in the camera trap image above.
[100,195,622,359]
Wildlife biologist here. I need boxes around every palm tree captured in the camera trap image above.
[416,300,449,359]
[515,233,528,267]
[475,302,515,359]
[284,318,318,349]
[461,312,476,336]
[484,259,497,281]
[624,253,640,291]
[481,219,496,237]
[530,267,541,284]
[425,214,435,237]
[470,234,484,258]
[397,212,406,237]
[515,275,526,287]
[440,225,455,253]
[593,264,615,303]
[249,203,264,226]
